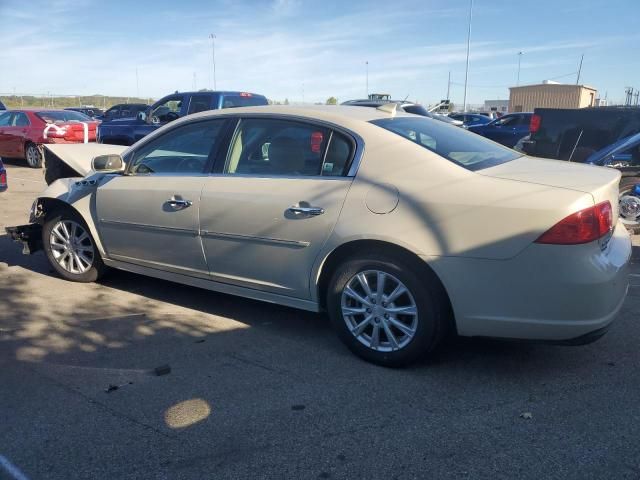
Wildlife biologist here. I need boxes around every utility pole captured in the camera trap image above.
[462,0,473,112]
[576,54,584,85]
[516,51,523,86]
[365,61,369,98]
[209,33,217,90]
[446,71,451,100]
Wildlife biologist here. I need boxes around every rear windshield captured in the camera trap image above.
[220,95,268,109]
[371,116,522,171]
[37,110,92,123]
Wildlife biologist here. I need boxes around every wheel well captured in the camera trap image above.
[33,198,81,224]
[316,240,454,325]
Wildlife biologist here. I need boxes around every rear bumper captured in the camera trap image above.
[425,221,632,342]
[5,224,43,254]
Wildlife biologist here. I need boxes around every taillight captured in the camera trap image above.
[535,201,612,245]
[529,114,541,133]
[240,92,252,97]
[310,131,324,153]
[0,170,7,188]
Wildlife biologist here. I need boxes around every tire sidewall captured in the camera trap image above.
[43,210,103,282]
[327,254,444,367]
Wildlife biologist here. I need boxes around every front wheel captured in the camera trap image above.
[43,210,107,282]
[327,252,449,367]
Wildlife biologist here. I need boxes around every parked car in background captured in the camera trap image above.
[448,113,492,127]
[97,91,268,145]
[98,103,148,122]
[466,112,533,147]
[65,106,105,119]
[0,109,98,168]
[342,99,463,126]
[0,158,7,192]
[6,105,630,367]
[522,107,640,230]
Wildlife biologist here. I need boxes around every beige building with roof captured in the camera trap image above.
[509,82,597,112]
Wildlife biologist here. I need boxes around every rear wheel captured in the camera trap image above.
[43,210,107,282]
[619,177,640,233]
[327,252,448,367]
[25,142,42,168]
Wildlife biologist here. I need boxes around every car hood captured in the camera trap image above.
[44,143,128,177]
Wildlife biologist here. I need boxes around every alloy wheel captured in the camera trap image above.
[26,145,40,168]
[619,187,640,226]
[341,270,418,352]
[49,220,95,274]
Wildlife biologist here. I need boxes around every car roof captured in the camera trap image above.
[185,104,415,125]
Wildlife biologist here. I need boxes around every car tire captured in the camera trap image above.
[326,251,449,367]
[619,177,640,233]
[42,209,107,282]
[25,142,43,168]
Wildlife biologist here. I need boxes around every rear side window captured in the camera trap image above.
[221,94,268,109]
[36,111,92,122]
[188,95,212,114]
[13,112,30,126]
[371,116,521,171]
[224,118,352,177]
[0,112,11,126]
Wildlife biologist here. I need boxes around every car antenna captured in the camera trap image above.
[403,94,410,101]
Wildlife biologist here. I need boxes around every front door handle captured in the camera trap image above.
[288,205,325,216]
[166,199,192,208]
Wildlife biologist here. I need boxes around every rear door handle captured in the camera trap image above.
[288,206,324,216]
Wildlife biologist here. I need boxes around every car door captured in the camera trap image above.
[200,117,356,299]
[483,115,519,145]
[11,112,31,157]
[0,112,13,157]
[95,118,229,277]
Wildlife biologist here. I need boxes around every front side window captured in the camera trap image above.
[371,116,521,171]
[224,118,352,177]
[129,119,226,175]
[492,116,517,127]
[0,112,11,126]
[151,96,184,123]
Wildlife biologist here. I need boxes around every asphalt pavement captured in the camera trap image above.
[1,158,639,480]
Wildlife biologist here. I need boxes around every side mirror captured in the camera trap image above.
[92,154,124,172]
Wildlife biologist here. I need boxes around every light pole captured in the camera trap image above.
[462,0,473,112]
[516,51,523,86]
[365,61,369,98]
[209,33,217,90]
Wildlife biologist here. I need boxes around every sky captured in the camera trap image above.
[1,0,639,106]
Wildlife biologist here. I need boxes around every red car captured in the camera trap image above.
[0,109,99,168]
[0,158,7,192]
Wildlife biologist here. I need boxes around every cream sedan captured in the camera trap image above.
[7,105,631,366]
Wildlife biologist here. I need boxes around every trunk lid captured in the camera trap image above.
[480,156,621,218]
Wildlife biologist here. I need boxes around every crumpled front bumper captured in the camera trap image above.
[5,224,43,254]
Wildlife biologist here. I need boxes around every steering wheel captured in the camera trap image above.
[165,112,180,122]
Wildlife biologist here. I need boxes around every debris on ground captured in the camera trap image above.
[154,364,172,376]
[105,382,133,393]
[194,339,205,343]
[520,412,533,420]
[291,404,306,411]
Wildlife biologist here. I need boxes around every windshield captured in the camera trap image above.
[37,110,92,123]
[371,116,522,171]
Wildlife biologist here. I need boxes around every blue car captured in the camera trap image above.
[0,100,6,111]
[467,112,532,147]
[448,113,491,127]
[585,132,640,167]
